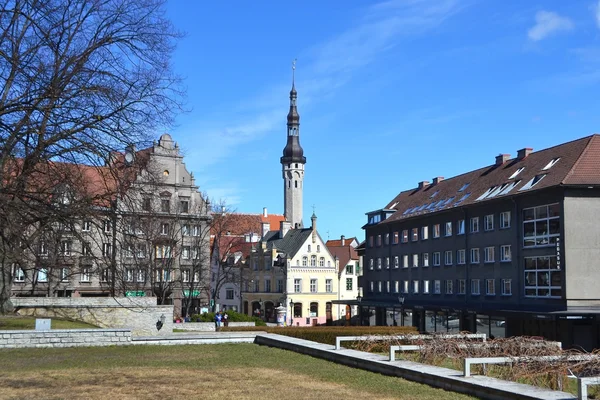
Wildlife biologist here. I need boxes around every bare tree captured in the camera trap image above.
[0,0,183,313]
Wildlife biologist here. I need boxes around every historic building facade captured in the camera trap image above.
[326,236,361,321]
[359,135,600,349]
[10,134,212,317]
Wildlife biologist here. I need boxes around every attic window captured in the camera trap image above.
[498,180,521,196]
[430,191,439,198]
[476,186,498,201]
[390,202,398,209]
[486,183,510,199]
[163,170,169,176]
[542,158,560,171]
[508,167,525,179]
[453,193,471,206]
[458,183,470,192]
[519,174,546,191]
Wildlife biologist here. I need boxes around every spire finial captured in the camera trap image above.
[292,58,297,87]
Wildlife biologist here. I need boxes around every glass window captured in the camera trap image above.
[484,247,495,263]
[402,230,408,243]
[502,279,512,295]
[326,279,332,292]
[470,217,479,233]
[445,222,452,236]
[434,280,441,294]
[457,249,466,264]
[471,248,480,264]
[444,250,452,265]
[471,279,480,295]
[457,219,465,235]
[446,280,453,294]
[500,245,511,262]
[500,211,511,228]
[394,256,399,268]
[458,279,466,294]
[422,253,429,267]
[403,255,408,268]
[524,256,561,298]
[433,224,441,238]
[310,279,317,293]
[411,228,418,241]
[484,214,494,231]
[523,204,560,247]
[346,278,352,290]
[432,252,441,266]
[421,226,429,240]
[412,254,419,268]
[486,279,495,295]
[294,279,302,293]
[393,232,399,244]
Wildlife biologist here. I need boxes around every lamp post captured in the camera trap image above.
[290,298,294,326]
[259,298,264,320]
[398,296,405,326]
[356,295,362,326]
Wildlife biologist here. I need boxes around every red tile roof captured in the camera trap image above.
[210,212,285,237]
[326,237,359,277]
[379,134,600,225]
[326,237,358,247]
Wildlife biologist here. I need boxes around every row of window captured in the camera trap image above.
[58,219,204,236]
[293,278,333,293]
[12,266,197,284]
[369,245,512,269]
[369,278,512,296]
[36,241,201,260]
[369,212,511,247]
[142,198,191,214]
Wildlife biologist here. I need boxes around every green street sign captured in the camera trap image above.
[183,290,200,297]
[125,291,145,297]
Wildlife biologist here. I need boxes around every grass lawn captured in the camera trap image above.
[0,315,97,330]
[0,344,475,400]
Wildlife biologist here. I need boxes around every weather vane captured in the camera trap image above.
[292,58,297,83]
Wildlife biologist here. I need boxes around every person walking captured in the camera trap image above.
[215,311,222,331]
[223,312,229,327]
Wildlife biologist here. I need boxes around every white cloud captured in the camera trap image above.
[527,11,573,41]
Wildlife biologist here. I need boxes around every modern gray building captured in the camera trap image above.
[358,135,600,350]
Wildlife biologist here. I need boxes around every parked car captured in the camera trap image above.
[495,320,506,327]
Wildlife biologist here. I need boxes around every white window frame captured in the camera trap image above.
[403,255,408,268]
[326,279,332,293]
[385,257,390,269]
[458,279,466,294]
[484,246,495,263]
[432,252,441,266]
[486,279,495,296]
[470,217,479,233]
[471,279,480,295]
[421,226,429,240]
[310,278,317,293]
[444,250,452,266]
[433,224,441,238]
[394,256,399,268]
[484,214,494,231]
[500,245,511,262]
[457,249,466,265]
[423,280,430,294]
[411,228,418,241]
[446,280,453,294]
[502,279,512,295]
[457,219,465,235]
[500,211,511,229]
[412,254,419,268]
[294,278,302,293]
[81,267,90,282]
[470,248,480,264]
[434,280,441,294]
[422,253,429,267]
[445,222,452,236]
[413,280,419,294]
[523,204,560,248]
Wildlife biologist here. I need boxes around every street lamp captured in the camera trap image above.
[356,295,362,326]
[290,298,294,326]
[398,296,405,326]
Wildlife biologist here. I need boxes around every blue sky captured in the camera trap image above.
[164,0,600,241]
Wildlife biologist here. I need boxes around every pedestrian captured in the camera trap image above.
[215,311,222,331]
[223,312,229,327]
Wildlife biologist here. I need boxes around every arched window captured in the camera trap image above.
[310,302,318,317]
[311,255,317,266]
[302,256,308,267]
[319,257,325,267]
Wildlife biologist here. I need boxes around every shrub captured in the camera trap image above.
[221,325,417,345]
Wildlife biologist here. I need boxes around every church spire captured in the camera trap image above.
[281,59,306,229]
[287,59,300,136]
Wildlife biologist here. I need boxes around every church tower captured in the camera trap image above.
[280,61,306,229]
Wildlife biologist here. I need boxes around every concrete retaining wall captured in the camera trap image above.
[0,329,131,349]
[255,333,575,400]
[174,322,255,331]
[12,297,174,336]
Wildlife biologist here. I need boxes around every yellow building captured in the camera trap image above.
[243,214,339,326]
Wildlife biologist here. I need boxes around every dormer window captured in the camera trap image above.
[458,183,470,192]
[430,190,439,198]
[542,158,560,171]
[508,167,525,179]
[519,174,546,191]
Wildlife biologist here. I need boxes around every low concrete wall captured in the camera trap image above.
[255,333,575,400]
[174,322,256,332]
[0,328,131,349]
[12,297,174,336]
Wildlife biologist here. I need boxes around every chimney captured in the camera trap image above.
[418,181,430,189]
[261,221,270,238]
[311,213,317,243]
[280,221,291,238]
[432,176,444,185]
[262,207,267,218]
[495,154,510,166]
[341,235,346,246]
[517,148,533,160]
